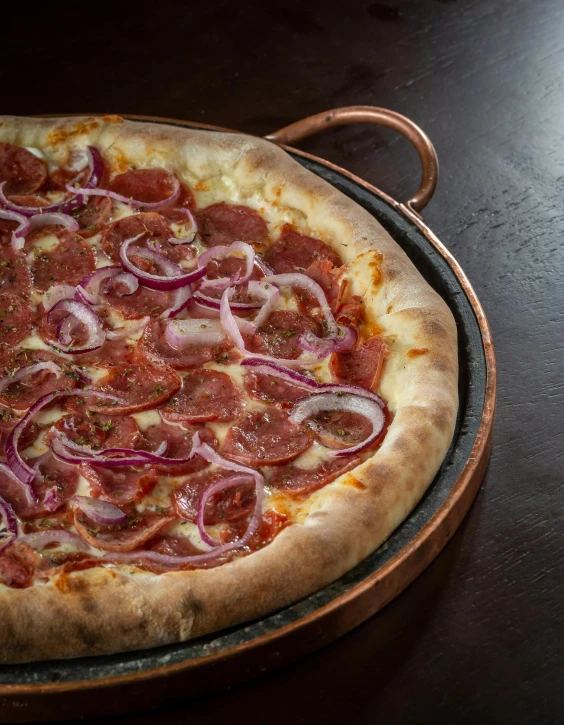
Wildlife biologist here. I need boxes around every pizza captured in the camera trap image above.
[0,115,458,663]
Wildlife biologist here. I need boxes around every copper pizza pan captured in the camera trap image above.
[0,108,496,722]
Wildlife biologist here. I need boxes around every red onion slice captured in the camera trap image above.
[0,209,30,251]
[164,319,226,349]
[72,495,127,525]
[119,236,206,291]
[6,389,126,487]
[20,529,90,551]
[106,316,150,340]
[0,461,37,508]
[197,241,255,285]
[168,207,198,244]
[289,392,385,457]
[241,358,386,407]
[108,271,139,297]
[0,361,62,395]
[0,146,104,217]
[0,493,18,554]
[29,212,79,233]
[75,265,122,305]
[196,473,255,547]
[42,284,77,312]
[297,326,357,358]
[47,299,105,354]
[162,285,193,319]
[67,174,180,210]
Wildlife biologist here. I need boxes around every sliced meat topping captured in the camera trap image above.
[172,469,256,525]
[330,336,386,390]
[245,310,320,360]
[73,196,113,238]
[196,202,270,249]
[52,413,142,451]
[222,409,312,466]
[0,407,38,455]
[0,143,47,195]
[74,508,174,552]
[0,349,81,411]
[108,168,177,204]
[79,463,159,505]
[160,369,244,424]
[141,420,216,476]
[335,295,365,329]
[263,224,342,274]
[0,542,38,588]
[100,276,175,320]
[0,293,34,354]
[140,319,232,369]
[101,211,193,265]
[66,361,181,415]
[0,247,31,297]
[244,370,306,406]
[29,230,95,291]
[269,456,361,497]
[310,410,374,450]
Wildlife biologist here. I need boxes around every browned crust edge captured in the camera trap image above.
[0,116,458,663]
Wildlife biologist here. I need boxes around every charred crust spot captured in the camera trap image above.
[407,347,429,358]
[181,592,204,622]
[47,121,100,145]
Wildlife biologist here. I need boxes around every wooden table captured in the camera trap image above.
[4,0,563,722]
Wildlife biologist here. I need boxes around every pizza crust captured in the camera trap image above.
[0,116,458,663]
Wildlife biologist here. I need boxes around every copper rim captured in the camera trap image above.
[3,111,496,700]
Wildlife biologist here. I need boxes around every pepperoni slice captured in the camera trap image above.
[0,542,38,588]
[39,302,94,351]
[244,370,306,406]
[79,463,159,504]
[141,420,216,476]
[66,361,181,415]
[109,168,178,204]
[75,337,139,367]
[100,276,175,320]
[196,202,270,249]
[0,407,39,454]
[245,310,320,360]
[172,469,255,525]
[0,349,81,411]
[160,183,196,217]
[0,451,79,518]
[299,258,345,314]
[30,230,95,291]
[160,369,244,424]
[0,143,47,195]
[73,196,113,238]
[263,224,342,274]
[224,509,288,549]
[139,319,232,370]
[222,409,312,466]
[205,256,263,282]
[336,295,365,329]
[52,413,142,451]
[0,248,31,297]
[310,410,373,450]
[330,336,386,390]
[45,166,88,192]
[74,509,174,552]
[269,457,362,497]
[101,212,193,265]
[0,293,33,354]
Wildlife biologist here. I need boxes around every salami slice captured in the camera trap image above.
[205,256,263,282]
[245,310,320,360]
[66,361,181,415]
[141,420,216,475]
[0,143,47,195]
[74,509,174,552]
[76,337,138,367]
[79,463,159,504]
[244,370,306,406]
[263,224,342,274]
[310,410,374,450]
[0,248,31,297]
[100,277,174,320]
[30,230,95,291]
[0,349,81,411]
[101,212,193,265]
[52,413,142,451]
[0,451,79,518]
[335,295,365,329]
[0,407,39,454]
[140,319,232,370]
[298,258,345,314]
[160,369,244,424]
[330,336,386,390]
[0,293,34,353]
[0,542,38,589]
[45,166,88,192]
[196,202,270,249]
[172,469,255,525]
[73,196,113,238]
[108,168,177,204]
[222,409,312,466]
[224,509,288,549]
[269,457,361,497]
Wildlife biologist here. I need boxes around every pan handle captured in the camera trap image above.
[265,106,438,214]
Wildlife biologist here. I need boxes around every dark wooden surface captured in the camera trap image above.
[3,0,563,722]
